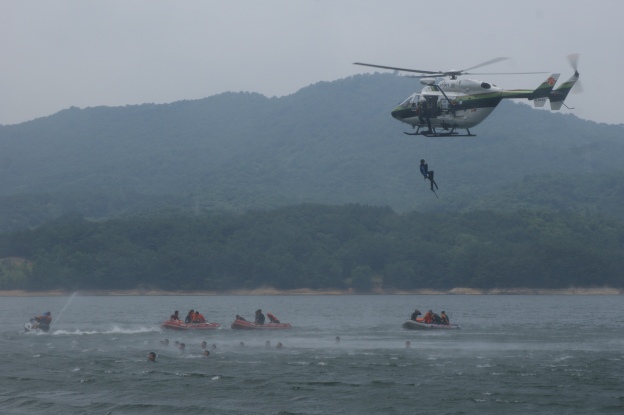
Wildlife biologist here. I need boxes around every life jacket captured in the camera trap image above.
[196,313,205,323]
[267,313,280,323]
[423,312,433,323]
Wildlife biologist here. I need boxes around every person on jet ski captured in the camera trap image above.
[254,309,265,325]
[32,311,52,331]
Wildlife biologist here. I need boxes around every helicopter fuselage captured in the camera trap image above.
[391,78,504,130]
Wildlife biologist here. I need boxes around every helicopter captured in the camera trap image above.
[354,55,581,137]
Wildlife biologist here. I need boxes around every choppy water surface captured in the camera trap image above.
[1,295,623,414]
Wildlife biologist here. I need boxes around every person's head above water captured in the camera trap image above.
[148,352,156,362]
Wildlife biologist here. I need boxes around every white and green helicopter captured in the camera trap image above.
[354,55,580,137]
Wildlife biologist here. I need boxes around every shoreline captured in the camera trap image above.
[0,287,622,297]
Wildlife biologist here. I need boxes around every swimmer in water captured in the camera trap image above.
[405,341,411,349]
[148,352,156,362]
[201,341,207,349]
[211,344,217,351]
[179,343,186,353]
[203,350,210,358]
[276,342,283,349]
[160,338,169,346]
[335,336,341,344]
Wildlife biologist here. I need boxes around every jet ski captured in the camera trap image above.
[24,319,50,333]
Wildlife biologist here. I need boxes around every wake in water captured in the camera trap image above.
[52,326,161,336]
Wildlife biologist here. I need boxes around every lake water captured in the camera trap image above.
[1,295,623,414]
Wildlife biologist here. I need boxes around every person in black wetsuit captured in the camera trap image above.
[419,159,438,194]
[255,309,265,325]
[418,98,433,134]
[410,309,422,321]
[184,310,195,323]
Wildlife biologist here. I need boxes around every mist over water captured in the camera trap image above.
[1,295,623,414]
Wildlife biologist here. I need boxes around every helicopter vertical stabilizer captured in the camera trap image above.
[548,72,578,110]
[533,97,547,108]
[531,73,560,99]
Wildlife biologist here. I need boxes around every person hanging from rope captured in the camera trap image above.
[419,159,438,196]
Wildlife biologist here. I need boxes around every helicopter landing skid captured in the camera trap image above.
[404,128,475,137]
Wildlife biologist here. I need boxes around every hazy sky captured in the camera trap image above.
[1,0,622,125]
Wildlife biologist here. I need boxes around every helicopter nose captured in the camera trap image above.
[391,108,403,121]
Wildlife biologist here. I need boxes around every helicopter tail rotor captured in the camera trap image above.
[548,54,581,110]
[567,53,583,93]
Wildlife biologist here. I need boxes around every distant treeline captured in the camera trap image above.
[1,204,623,291]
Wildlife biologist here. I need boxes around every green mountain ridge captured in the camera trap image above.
[1,73,623,231]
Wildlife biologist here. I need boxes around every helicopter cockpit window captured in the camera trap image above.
[398,94,418,108]
[480,82,491,89]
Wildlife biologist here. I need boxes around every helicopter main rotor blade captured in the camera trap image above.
[353,62,440,75]
[465,71,549,75]
[460,57,510,72]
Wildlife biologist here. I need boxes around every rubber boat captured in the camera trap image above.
[230,319,292,330]
[161,320,220,330]
[402,319,459,330]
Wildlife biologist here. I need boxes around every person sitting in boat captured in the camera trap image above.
[193,310,205,323]
[255,309,265,325]
[410,309,422,321]
[267,313,280,324]
[432,313,442,324]
[423,310,434,324]
[235,314,246,321]
[170,310,180,321]
[32,311,52,331]
[184,310,195,324]
[440,311,449,325]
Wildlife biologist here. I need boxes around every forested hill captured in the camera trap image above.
[2,205,623,291]
[1,73,624,231]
